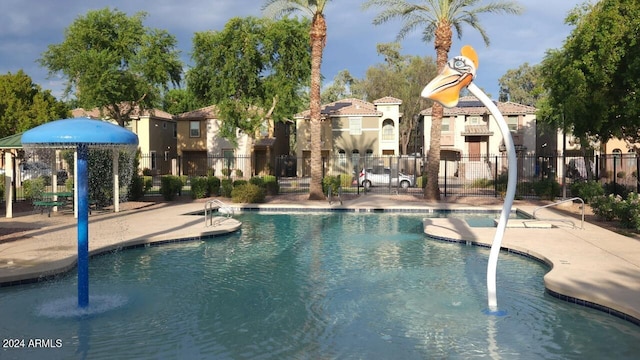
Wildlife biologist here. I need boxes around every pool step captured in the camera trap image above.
[498,219,554,228]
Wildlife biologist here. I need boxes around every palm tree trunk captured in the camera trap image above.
[424,23,453,201]
[308,13,327,200]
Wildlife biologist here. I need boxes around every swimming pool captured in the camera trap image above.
[1,212,639,359]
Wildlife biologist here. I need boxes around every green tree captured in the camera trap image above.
[541,0,640,146]
[358,43,437,155]
[187,16,311,144]
[263,0,330,200]
[321,70,361,104]
[39,7,182,127]
[0,70,69,138]
[498,63,544,106]
[162,88,203,115]
[363,0,523,200]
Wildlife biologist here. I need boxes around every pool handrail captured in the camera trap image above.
[532,197,584,230]
[204,199,234,227]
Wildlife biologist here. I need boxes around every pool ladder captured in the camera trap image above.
[204,199,234,227]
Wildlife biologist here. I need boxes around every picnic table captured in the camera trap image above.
[33,191,73,216]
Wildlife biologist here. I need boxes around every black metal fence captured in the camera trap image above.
[139,152,640,198]
[7,152,639,201]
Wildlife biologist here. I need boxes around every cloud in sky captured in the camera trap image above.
[0,0,583,100]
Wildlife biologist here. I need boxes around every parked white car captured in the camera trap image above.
[359,167,414,189]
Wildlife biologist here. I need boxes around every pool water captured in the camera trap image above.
[1,213,639,359]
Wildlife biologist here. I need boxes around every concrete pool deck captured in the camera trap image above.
[0,194,639,326]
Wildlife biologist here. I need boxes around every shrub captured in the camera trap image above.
[233,180,247,187]
[190,177,208,199]
[617,171,626,179]
[128,173,146,201]
[322,175,340,195]
[249,176,264,187]
[590,194,619,221]
[220,179,233,198]
[144,178,153,192]
[516,182,536,197]
[23,178,45,200]
[65,178,74,192]
[207,176,221,197]
[469,178,492,188]
[613,192,640,230]
[160,175,183,201]
[235,169,243,178]
[0,174,4,199]
[416,174,427,188]
[222,168,231,178]
[570,180,604,203]
[231,183,265,203]
[339,174,352,188]
[533,178,561,200]
[263,175,279,195]
[603,182,631,199]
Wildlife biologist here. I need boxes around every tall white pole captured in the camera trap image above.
[4,152,13,218]
[113,148,119,213]
[467,83,517,313]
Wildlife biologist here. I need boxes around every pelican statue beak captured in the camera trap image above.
[421,45,479,108]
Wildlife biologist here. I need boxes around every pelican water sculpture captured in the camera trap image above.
[421,45,517,314]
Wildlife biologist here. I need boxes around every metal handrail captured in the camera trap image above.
[328,186,343,205]
[204,199,234,227]
[532,197,584,229]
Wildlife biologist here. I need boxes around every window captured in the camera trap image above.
[349,117,362,135]
[173,123,177,138]
[468,116,481,125]
[338,149,346,166]
[507,116,518,132]
[382,119,394,140]
[441,118,450,132]
[150,151,157,170]
[351,149,360,166]
[190,121,200,137]
[260,122,269,137]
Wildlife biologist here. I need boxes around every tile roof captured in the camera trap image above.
[461,125,494,136]
[373,96,402,105]
[421,96,537,116]
[295,98,381,119]
[175,105,219,119]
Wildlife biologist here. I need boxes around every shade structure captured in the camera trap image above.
[22,117,138,148]
[22,117,138,308]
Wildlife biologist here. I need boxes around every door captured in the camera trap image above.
[468,140,481,161]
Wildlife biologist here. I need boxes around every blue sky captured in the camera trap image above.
[0,0,585,101]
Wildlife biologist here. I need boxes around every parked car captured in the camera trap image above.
[359,167,414,189]
[19,162,68,185]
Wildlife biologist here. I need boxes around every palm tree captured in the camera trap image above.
[263,0,330,200]
[363,0,523,200]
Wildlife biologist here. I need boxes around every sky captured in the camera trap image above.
[0,0,585,102]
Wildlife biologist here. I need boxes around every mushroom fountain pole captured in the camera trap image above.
[22,118,138,308]
[421,46,517,314]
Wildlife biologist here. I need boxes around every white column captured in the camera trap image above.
[4,152,13,218]
[113,148,120,213]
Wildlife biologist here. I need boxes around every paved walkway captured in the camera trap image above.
[1,195,639,325]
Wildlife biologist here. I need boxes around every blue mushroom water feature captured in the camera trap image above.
[22,118,138,308]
